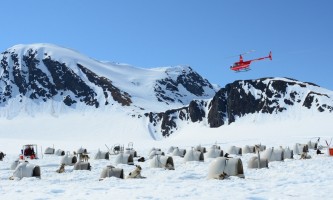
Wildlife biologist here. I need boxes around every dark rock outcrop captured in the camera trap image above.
[154,67,215,104]
[0,47,134,108]
[147,78,333,137]
[0,45,217,113]
[77,63,132,106]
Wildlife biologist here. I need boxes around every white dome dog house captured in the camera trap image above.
[210,145,221,150]
[282,147,293,159]
[77,147,88,154]
[150,155,175,170]
[261,148,284,162]
[247,156,268,169]
[205,148,224,159]
[172,148,186,157]
[114,153,134,165]
[149,150,165,159]
[94,149,110,160]
[125,149,137,158]
[227,146,242,156]
[167,146,176,154]
[293,143,309,155]
[61,152,77,166]
[256,144,266,151]
[307,141,318,150]
[74,161,91,170]
[242,145,255,154]
[149,147,161,153]
[207,157,245,179]
[194,145,207,153]
[100,165,124,180]
[184,149,204,162]
[44,147,55,154]
[11,162,41,179]
[55,149,65,156]
[10,160,28,170]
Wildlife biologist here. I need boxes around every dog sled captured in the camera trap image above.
[20,144,38,159]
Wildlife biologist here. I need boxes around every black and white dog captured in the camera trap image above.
[0,151,6,161]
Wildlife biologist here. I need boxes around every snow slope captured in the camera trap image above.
[0,43,217,117]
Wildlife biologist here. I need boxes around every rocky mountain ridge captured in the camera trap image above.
[146,77,333,137]
[0,43,217,118]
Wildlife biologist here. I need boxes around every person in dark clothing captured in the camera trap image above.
[24,146,33,156]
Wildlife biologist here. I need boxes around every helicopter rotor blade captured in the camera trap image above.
[241,49,256,56]
[226,50,256,58]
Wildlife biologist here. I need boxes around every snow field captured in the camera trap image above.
[0,111,333,199]
[1,141,333,200]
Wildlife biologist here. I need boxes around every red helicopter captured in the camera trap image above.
[230,51,272,72]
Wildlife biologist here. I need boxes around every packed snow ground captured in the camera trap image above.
[1,112,333,200]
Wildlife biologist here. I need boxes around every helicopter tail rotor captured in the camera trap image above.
[268,51,272,60]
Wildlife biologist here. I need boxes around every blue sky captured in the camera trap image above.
[1,0,333,89]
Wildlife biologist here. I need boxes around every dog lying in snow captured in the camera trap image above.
[56,163,65,173]
[316,149,324,154]
[164,163,175,170]
[300,152,311,159]
[213,172,229,180]
[137,157,145,162]
[127,165,146,179]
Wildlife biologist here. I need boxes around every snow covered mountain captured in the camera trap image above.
[147,77,333,137]
[1,44,333,140]
[0,43,217,118]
